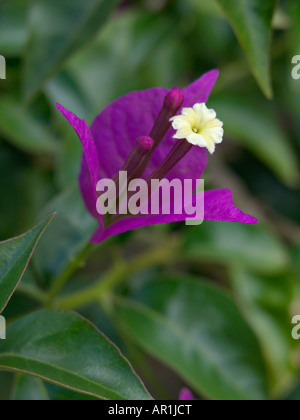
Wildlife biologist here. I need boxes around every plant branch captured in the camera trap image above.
[52,238,179,311]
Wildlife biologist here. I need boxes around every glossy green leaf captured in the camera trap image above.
[12,373,99,400]
[0,215,55,313]
[0,98,58,155]
[184,221,289,275]
[117,277,269,400]
[211,95,299,186]
[230,268,295,396]
[0,310,152,400]
[12,375,49,401]
[215,0,278,97]
[23,0,121,101]
[46,383,98,400]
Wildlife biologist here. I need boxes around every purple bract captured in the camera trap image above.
[57,70,257,243]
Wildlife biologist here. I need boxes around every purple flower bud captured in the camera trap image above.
[163,87,184,113]
[136,136,154,156]
[110,135,154,194]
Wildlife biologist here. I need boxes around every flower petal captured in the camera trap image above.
[179,388,195,401]
[203,189,258,224]
[90,87,169,180]
[58,71,219,227]
[56,103,103,226]
[89,70,219,183]
[91,188,257,243]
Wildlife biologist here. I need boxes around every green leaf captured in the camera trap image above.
[289,1,300,57]
[0,372,14,400]
[210,95,299,186]
[0,0,29,57]
[214,0,278,98]
[188,0,224,17]
[23,0,121,101]
[12,374,99,400]
[0,97,58,155]
[184,221,289,275]
[53,99,89,188]
[285,378,300,401]
[0,310,152,400]
[11,375,49,401]
[34,186,97,282]
[287,1,300,120]
[46,71,94,121]
[116,277,269,400]
[46,382,98,400]
[56,9,177,117]
[0,215,55,313]
[230,268,296,396]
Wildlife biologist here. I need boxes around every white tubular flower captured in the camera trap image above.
[170,103,224,154]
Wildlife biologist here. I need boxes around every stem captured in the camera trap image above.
[53,239,179,311]
[46,243,96,306]
[146,139,192,183]
[16,283,48,303]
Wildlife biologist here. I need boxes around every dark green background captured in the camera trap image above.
[0,0,299,401]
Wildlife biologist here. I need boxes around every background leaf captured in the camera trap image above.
[0,0,29,57]
[47,9,179,118]
[11,375,49,401]
[45,382,98,400]
[184,222,289,275]
[229,267,296,396]
[211,94,299,186]
[33,186,97,283]
[23,0,121,101]
[0,310,152,400]
[116,277,269,401]
[215,0,278,97]
[0,97,58,155]
[187,0,224,18]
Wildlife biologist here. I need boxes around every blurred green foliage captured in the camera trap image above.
[0,0,300,401]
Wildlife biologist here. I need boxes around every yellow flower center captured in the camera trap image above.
[170,103,224,154]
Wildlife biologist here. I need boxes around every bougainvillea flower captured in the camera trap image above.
[179,388,196,400]
[171,103,224,154]
[57,70,257,243]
